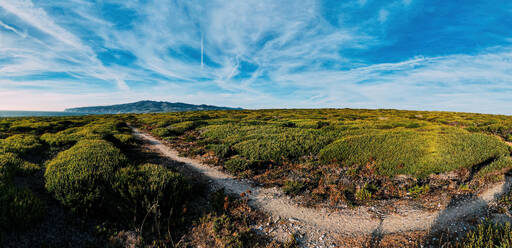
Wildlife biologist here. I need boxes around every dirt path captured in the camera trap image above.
[133,129,511,238]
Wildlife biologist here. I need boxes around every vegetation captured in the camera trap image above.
[0,134,42,155]
[136,109,512,203]
[455,221,512,248]
[319,129,509,177]
[0,114,279,247]
[0,185,45,231]
[65,100,242,114]
[44,139,128,213]
[2,108,512,247]
[114,163,190,220]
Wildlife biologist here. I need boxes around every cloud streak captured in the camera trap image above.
[0,0,511,114]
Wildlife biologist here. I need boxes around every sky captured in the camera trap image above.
[0,0,511,113]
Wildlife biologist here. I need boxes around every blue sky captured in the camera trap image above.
[0,0,511,113]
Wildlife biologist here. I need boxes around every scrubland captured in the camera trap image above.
[1,108,512,247]
[0,116,286,247]
[137,109,512,205]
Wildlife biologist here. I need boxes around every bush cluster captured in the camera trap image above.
[456,221,512,248]
[319,130,510,177]
[114,163,189,219]
[0,152,39,182]
[136,108,512,204]
[44,139,128,213]
[0,184,45,231]
[224,156,250,174]
[0,134,42,155]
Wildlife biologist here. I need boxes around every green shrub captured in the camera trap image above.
[8,119,53,134]
[168,120,205,136]
[41,120,126,147]
[316,121,330,129]
[476,155,512,177]
[283,181,305,196]
[456,221,512,248]
[224,156,250,174]
[231,128,333,162]
[0,134,42,155]
[44,139,128,213]
[408,184,430,198]
[40,130,79,147]
[0,153,40,183]
[113,134,136,145]
[355,183,375,202]
[151,127,171,137]
[405,123,422,128]
[281,121,296,128]
[211,144,233,159]
[0,185,45,230]
[319,130,510,177]
[113,163,189,219]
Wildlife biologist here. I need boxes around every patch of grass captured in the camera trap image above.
[408,184,430,198]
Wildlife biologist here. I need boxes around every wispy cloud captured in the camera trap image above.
[0,0,511,113]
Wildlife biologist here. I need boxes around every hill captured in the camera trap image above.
[64,100,242,114]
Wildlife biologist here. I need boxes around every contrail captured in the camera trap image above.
[201,33,204,70]
[0,20,26,38]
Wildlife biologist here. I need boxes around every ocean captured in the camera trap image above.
[0,111,90,117]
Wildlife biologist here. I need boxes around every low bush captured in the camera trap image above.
[476,155,512,177]
[455,221,512,248]
[40,129,79,147]
[0,184,45,231]
[231,128,333,162]
[168,120,205,136]
[44,139,128,213]
[0,134,42,155]
[41,120,128,147]
[211,144,233,159]
[408,184,430,198]
[283,181,305,196]
[0,153,18,184]
[319,130,510,177]
[113,163,189,220]
[0,153,40,183]
[113,134,136,146]
[149,128,170,138]
[224,156,250,174]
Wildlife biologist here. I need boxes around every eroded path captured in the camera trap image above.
[133,128,511,240]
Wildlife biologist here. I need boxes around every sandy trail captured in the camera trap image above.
[133,128,511,236]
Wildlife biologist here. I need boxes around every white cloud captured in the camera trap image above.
[0,0,86,50]
[378,9,389,23]
[0,0,511,114]
[357,0,368,7]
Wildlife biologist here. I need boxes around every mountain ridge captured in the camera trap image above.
[65,100,243,114]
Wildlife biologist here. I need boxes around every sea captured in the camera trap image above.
[0,111,90,117]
